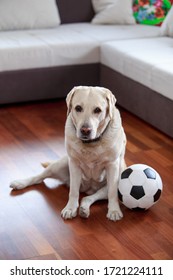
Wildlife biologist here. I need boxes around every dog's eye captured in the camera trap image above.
[94,107,102,114]
[75,105,83,112]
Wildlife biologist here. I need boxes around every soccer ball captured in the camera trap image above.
[118,164,163,210]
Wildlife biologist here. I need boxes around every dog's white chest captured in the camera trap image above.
[80,160,102,173]
[79,153,106,182]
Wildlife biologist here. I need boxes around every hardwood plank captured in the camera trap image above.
[28,253,60,260]
[0,100,173,260]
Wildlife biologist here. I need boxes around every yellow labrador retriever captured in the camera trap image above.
[10,86,126,221]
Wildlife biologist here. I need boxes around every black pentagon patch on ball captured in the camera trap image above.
[144,168,156,179]
[130,185,145,200]
[118,190,123,202]
[154,189,162,202]
[132,207,146,211]
[121,168,133,179]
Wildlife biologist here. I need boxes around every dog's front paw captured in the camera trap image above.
[10,180,28,190]
[79,206,90,218]
[61,206,78,220]
[107,208,123,221]
[79,197,91,218]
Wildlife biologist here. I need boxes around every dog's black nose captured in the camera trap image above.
[80,126,92,136]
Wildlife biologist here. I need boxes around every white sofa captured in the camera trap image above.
[0,0,172,137]
[0,23,160,73]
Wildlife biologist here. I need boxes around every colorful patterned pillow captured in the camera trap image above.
[133,0,173,25]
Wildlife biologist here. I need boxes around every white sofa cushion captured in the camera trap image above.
[30,27,100,67]
[91,0,135,25]
[68,23,160,42]
[0,27,99,71]
[101,37,173,101]
[0,31,53,71]
[161,5,173,37]
[0,0,60,31]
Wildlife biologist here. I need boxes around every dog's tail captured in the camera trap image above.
[41,162,52,168]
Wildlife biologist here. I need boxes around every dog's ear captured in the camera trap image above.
[66,86,77,115]
[105,89,117,119]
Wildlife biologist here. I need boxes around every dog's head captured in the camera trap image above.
[66,86,117,142]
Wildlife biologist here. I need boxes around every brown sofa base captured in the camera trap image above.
[0,63,100,104]
[100,64,173,138]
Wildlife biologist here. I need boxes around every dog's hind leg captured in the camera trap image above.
[10,156,69,190]
[79,186,108,218]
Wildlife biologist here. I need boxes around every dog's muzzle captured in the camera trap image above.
[80,125,101,144]
[80,120,111,144]
[80,125,92,138]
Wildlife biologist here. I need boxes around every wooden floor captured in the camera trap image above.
[0,99,173,260]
